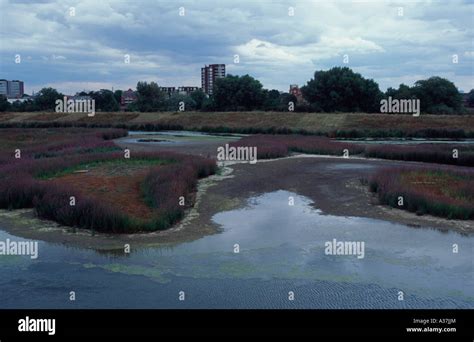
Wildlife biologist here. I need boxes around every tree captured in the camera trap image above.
[301,67,382,112]
[279,92,297,108]
[467,89,474,108]
[385,78,464,114]
[0,95,11,112]
[201,97,216,111]
[164,94,196,112]
[412,76,463,114]
[89,89,120,112]
[190,89,206,110]
[9,99,38,112]
[113,90,123,105]
[135,81,165,112]
[34,87,64,111]
[385,84,414,100]
[262,89,281,111]
[213,74,265,111]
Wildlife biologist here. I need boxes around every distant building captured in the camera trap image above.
[201,64,225,95]
[7,94,31,104]
[8,80,24,98]
[289,84,304,103]
[0,80,7,97]
[0,79,24,98]
[160,86,200,98]
[159,87,177,98]
[178,86,200,95]
[66,94,93,102]
[121,88,138,106]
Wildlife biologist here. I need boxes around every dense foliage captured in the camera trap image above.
[386,77,464,114]
[301,67,383,112]
[1,68,469,114]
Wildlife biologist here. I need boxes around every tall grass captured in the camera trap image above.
[141,156,217,230]
[364,144,474,166]
[33,185,136,233]
[2,120,473,139]
[0,128,216,233]
[0,176,47,209]
[230,135,365,159]
[0,128,127,166]
[334,128,474,139]
[229,135,288,159]
[368,167,474,219]
[284,135,365,156]
[230,135,474,166]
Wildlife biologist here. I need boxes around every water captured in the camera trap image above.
[0,190,472,309]
[122,130,243,145]
[128,130,245,138]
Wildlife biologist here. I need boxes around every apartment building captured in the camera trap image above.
[201,64,225,95]
[0,79,24,98]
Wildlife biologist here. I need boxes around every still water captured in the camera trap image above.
[122,130,243,145]
[0,190,472,308]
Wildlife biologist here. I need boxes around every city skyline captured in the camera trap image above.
[1,0,473,95]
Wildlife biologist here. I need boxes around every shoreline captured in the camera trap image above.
[0,155,472,252]
[0,165,236,251]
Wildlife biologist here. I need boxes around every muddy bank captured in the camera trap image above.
[221,156,473,235]
[115,132,241,157]
[0,166,237,250]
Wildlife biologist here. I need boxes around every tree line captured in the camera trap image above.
[1,67,473,114]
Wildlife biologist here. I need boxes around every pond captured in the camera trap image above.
[121,130,244,145]
[0,190,472,309]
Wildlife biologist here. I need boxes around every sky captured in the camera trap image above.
[0,0,473,95]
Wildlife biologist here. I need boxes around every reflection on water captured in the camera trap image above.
[128,130,244,137]
[323,163,377,171]
[0,190,472,309]
[121,130,242,146]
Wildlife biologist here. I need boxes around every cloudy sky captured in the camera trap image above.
[0,0,473,95]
